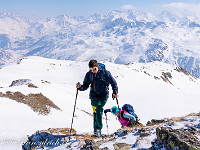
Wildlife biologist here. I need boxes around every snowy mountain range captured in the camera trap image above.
[0,10,200,78]
[0,56,199,149]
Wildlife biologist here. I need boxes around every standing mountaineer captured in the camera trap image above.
[76,60,118,137]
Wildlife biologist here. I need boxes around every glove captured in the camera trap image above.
[112,92,116,100]
[104,109,111,114]
[76,82,81,89]
[112,91,118,99]
[132,116,136,121]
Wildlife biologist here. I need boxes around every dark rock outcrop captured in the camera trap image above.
[146,119,167,126]
[152,127,200,150]
[9,79,31,87]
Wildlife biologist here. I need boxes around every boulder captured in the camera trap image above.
[113,142,132,150]
[155,127,200,150]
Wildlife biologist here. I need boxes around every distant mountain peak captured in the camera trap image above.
[0,10,200,78]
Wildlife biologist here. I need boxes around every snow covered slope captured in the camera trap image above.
[0,56,199,149]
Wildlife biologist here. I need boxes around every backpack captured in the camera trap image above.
[122,104,139,122]
[98,63,105,70]
[90,63,107,83]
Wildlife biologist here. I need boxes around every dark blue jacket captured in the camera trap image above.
[78,66,118,100]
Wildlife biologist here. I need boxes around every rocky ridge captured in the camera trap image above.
[23,113,200,149]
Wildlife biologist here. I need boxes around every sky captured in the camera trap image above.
[0,0,200,17]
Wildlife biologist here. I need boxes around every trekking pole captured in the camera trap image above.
[116,97,120,111]
[69,87,79,139]
[112,94,120,110]
[116,97,123,125]
[113,96,123,127]
[105,113,109,135]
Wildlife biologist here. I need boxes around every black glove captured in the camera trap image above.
[104,109,111,114]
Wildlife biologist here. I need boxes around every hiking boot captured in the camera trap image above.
[93,129,102,137]
[94,129,97,135]
[96,129,102,137]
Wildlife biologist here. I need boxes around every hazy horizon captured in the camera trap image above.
[0,0,200,18]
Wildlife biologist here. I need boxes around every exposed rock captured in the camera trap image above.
[154,76,160,80]
[100,147,109,150]
[166,121,175,127]
[175,66,191,76]
[20,113,200,149]
[0,91,60,115]
[138,128,151,137]
[155,127,200,150]
[116,129,129,137]
[113,142,132,150]
[95,139,106,148]
[160,72,173,85]
[196,123,200,129]
[144,71,151,76]
[41,80,50,84]
[146,119,167,126]
[41,128,77,135]
[27,83,38,88]
[129,121,144,127]
[162,72,172,78]
[17,58,23,64]
[81,139,100,150]
[9,79,31,87]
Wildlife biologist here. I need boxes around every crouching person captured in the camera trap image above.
[104,106,137,127]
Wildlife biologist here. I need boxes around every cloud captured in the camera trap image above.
[162,2,200,16]
[121,5,135,10]
[163,2,200,10]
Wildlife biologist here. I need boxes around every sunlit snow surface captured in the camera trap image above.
[0,56,199,149]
